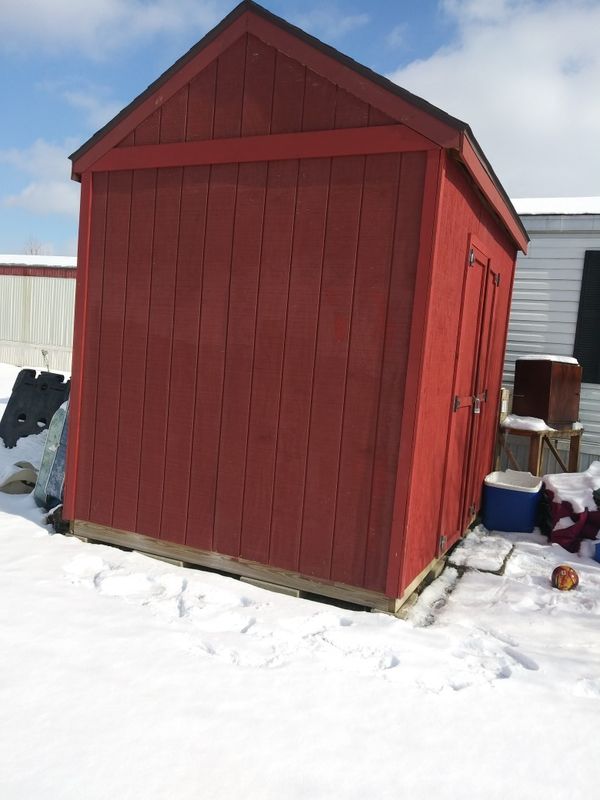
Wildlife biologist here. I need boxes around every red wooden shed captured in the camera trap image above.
[65,1,528,611]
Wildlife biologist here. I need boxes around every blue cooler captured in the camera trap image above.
[483,470,542,532]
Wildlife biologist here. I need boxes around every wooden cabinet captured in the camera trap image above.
[512,359,581,426]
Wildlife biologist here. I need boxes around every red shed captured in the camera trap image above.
[65,1,528,611]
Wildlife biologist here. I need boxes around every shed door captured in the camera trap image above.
[439,242,497,550]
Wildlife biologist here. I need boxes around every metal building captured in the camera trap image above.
[505,198,600,470]
[0,255,76,373]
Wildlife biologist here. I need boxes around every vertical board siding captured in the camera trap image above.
[212,161,268,555]
[334,88,369,129]
[136,168,183,538]
[240,159,298,564]
[400,156,517,594]
[301,68,337,132]
[184,37,246,547]
[242,35,276,136]
[128,35,394,146]
[79,151,421,589]
[90,170,132,525]
[112,169,158,534]
[160,86,189,144]
[186,163,238,551]
[268,157,331,572]
[363,152,426,590]
[298,155,365,579]
[75,38,434,593]
[74,171,109,520]
[330,153,401,587]
[213,35,246,138]
[134,109,161,146]
[160,166,210,543]
[271,52,306,134]
[186,61,217,141]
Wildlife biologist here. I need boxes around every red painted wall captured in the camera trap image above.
[66,28,520,602]
[68,35,427,594]
[397,154,517,594]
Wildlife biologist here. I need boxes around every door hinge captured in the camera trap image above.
[468,503,476,517]
[453,395,461,412]
[494,272,501,286]
[439,534,448,553]
[469,248,475,266]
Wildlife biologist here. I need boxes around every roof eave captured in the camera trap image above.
[459,129,529,253]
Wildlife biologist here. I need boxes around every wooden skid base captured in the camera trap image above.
[71,520,445,614]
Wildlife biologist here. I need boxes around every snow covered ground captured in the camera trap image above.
[1,362,599,799]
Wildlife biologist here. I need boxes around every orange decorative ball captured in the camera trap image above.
[551,565,579,591]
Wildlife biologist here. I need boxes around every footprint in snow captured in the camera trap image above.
[63,554,111,583]
[503,646,539,671]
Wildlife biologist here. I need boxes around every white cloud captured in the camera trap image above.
[5,181,80,217]
[61,90,122,130]
[386,23,408,49]
[0,139,80,217]
[293,7,370,41]
[0,139,77,180]
[388,0,600,197]
[36,79,123,130]
[441,0,527,23]
[0,0,219,57]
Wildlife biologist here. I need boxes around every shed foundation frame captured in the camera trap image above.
[71,520,444,614]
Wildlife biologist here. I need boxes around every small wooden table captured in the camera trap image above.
[498,424,583,476]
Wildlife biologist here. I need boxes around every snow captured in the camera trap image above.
[553,515,577,532]
[1,363,600,798]
[512,197,600,215]
[447,525,513,571]
[544,461,600,513]
[501,412,554,432]
[516,354,579,365]
[0,253,76,268]
[484,469,542,493]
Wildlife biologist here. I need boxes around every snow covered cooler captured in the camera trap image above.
[483,470,542,533]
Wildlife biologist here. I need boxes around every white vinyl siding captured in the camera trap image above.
[0,275,75,373]
[504,214,600,469]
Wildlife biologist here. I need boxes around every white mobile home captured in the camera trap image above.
[0,255,76,373]
[504,198,600,470]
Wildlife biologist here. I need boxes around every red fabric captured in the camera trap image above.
[545,488,600,552]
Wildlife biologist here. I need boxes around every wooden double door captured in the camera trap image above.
[439,239,502,551]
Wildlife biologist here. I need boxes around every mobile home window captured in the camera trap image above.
[573,250,600,383]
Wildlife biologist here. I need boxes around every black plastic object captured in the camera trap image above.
[0,370,70,448]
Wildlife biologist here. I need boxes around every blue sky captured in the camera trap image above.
[1,0,599,255]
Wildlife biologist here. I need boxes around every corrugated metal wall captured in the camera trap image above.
[0,275,75,373]
[504,213,600,469]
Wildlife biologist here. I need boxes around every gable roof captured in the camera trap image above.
[69,0,527,252]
